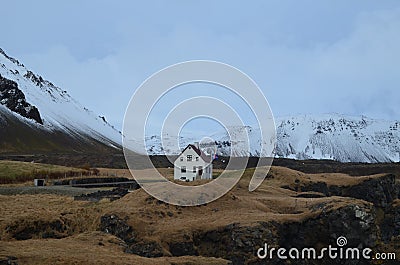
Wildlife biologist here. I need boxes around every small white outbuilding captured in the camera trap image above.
[174,143,213,182]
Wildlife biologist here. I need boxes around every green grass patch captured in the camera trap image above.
[0,160,88,184]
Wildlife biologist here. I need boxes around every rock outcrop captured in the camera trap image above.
[0,74,42,124]
[285,174,399,207]
[99,214,135,244]
[0,256,18,265]
[98,198,399,264]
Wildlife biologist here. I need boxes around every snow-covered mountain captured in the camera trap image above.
[275,114,400,163]
[145,114,400,163]
[0,48,121,153]
[2,48,398,162]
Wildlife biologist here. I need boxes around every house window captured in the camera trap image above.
[181,166,186,173]
[180,157,183,161]
[196,157,199,161]
[187,155,192,161]
[193,166,196,173]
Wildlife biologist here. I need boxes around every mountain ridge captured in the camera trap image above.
[0,48,121,153]
[145,113,400,163]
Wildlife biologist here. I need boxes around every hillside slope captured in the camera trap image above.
[0,48,121,153]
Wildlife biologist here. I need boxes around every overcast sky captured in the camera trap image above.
[2,1,400,132]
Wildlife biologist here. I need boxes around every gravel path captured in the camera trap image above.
[0,186,107,196]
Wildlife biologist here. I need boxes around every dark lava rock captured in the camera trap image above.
[126,241,164,258]
[6,219,67,240]
[169,241,198,256]
[330,174,398,207]
[282,181,329,195]
[0,256,18,265]
[194,222,276,265]
[0,74,43,124]
[100,214,165,257]
[301,181,330,195]
[69,177,139,189]
[292,174,398,208]
[100,214,135,244]
[380,203,400,242]
[278,204,378,250]
[192,204,381,265]
[74,187,129,202]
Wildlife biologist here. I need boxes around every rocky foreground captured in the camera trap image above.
[0,166,399,265]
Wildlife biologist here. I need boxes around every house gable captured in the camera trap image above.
[175,145,206,166]
[177,144,211,164]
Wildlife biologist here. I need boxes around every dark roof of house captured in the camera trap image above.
[180,144,212,163]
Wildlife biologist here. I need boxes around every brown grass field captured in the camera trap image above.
[0,164,399,264]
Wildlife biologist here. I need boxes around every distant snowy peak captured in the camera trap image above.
[0,48,121,151]
[145,114,400,163]
[276,114,400,163]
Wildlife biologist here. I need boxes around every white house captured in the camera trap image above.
[174,143,213,181]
